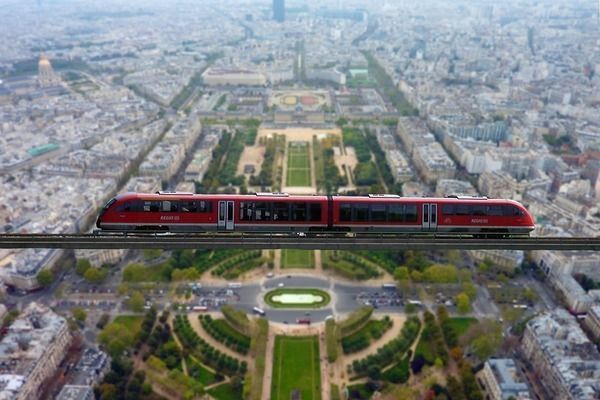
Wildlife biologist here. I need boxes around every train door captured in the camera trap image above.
[421,203,437,231]
[218,201,235,230]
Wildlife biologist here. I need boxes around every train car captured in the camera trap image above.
[331,194,534,235]
[96,192,329,233]
[96,192,534,236]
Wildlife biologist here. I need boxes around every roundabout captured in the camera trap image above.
[264,288,331,309]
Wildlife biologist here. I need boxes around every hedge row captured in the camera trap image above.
[200,315,250,355]
[342,317,393,354]
[325,318,340,363]
[211,250,262,278]
[351,316,420,376]
[173,315,246,376]
[339,306,373,337]
[221,305,250,335]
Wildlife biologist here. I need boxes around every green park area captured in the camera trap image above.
[271,336,321,400]
[287,141,311,186]
[265,288,331,308]
[282,249,315,269]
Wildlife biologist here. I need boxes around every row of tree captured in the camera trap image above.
[200,315,250,355]
[173,315,246,376]
[351,316,420,376]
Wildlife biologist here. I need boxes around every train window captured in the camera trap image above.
[117,202,131,212]
[504,206,523,217]
[162,201,179,212]
[197,200,211,213]
[472,205,486,216]
[370,204,387,222]
[405,205,418,222]
[340,203,352,222]
[180,201,196,212]
[240,202,254,221]
[488,205,503,216]
[353,204,369,222]
[388,204,404,222]
[455,204,470,216]
[273,202,290,221]
[255,202,272,221]
[442,204,454,215]
[308,203,322,221]
[292,203,307,221]
[143,201,160,212]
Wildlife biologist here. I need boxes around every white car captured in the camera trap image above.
[278,283,285,288]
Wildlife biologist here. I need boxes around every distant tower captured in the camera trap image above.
[273,0,285,22]
[37,54,60,87]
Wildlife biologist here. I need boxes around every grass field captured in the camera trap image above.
[271,336,321,400]
[207,382,243,400]
[445,317,478,337]
[287,142,311,186]
[112,315,144,336]
[282,249,315,269]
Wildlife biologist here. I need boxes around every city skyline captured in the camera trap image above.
[0,0,598,399]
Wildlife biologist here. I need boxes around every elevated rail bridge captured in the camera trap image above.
[0,233,598,251]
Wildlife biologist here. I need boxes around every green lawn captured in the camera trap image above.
[287,142,311,186]
[271,336,321,400]
[186,356,219,386]
[282,250,315,269]
[112,315,144,336]
[445,317,477,337]
[207,382,243,400]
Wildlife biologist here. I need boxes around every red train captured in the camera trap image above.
[96,192,535,236]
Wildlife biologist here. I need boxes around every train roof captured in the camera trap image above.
[114,192,526,207]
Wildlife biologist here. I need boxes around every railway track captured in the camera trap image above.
[0,233,598,251]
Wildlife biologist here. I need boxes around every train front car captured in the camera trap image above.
[96,193,139,231]
[436,197,535,237]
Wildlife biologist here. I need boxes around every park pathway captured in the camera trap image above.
[342,315,407,367]
[261,326,277,400]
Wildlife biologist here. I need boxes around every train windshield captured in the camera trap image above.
[103,198,117,209]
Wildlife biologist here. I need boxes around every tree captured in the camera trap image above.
[436,305,449,323]
[84,267,107,284]
[367,364,381,380]
[99,383,118,400]
[72,308,87,323]
[523,287,537,303]
[449,346,464,362]
[129,291,145,313]
[99,323,134,357]
[37,269,54,287]
[410,354,426,374]
[434,357,444,369]
[171,267,200,281]
[76,258,92,275]
[461,320,502,361]
[122,263,146,282]
[462,282,477,301]
[456,293,471,314]
[143,249,162,261]
[460,362,483,400]
[394,266,410,281]
[446,376,465,400]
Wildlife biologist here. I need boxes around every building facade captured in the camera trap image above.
[0,303,72,399]
[521,310,600,399]
[478,358,531,400]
